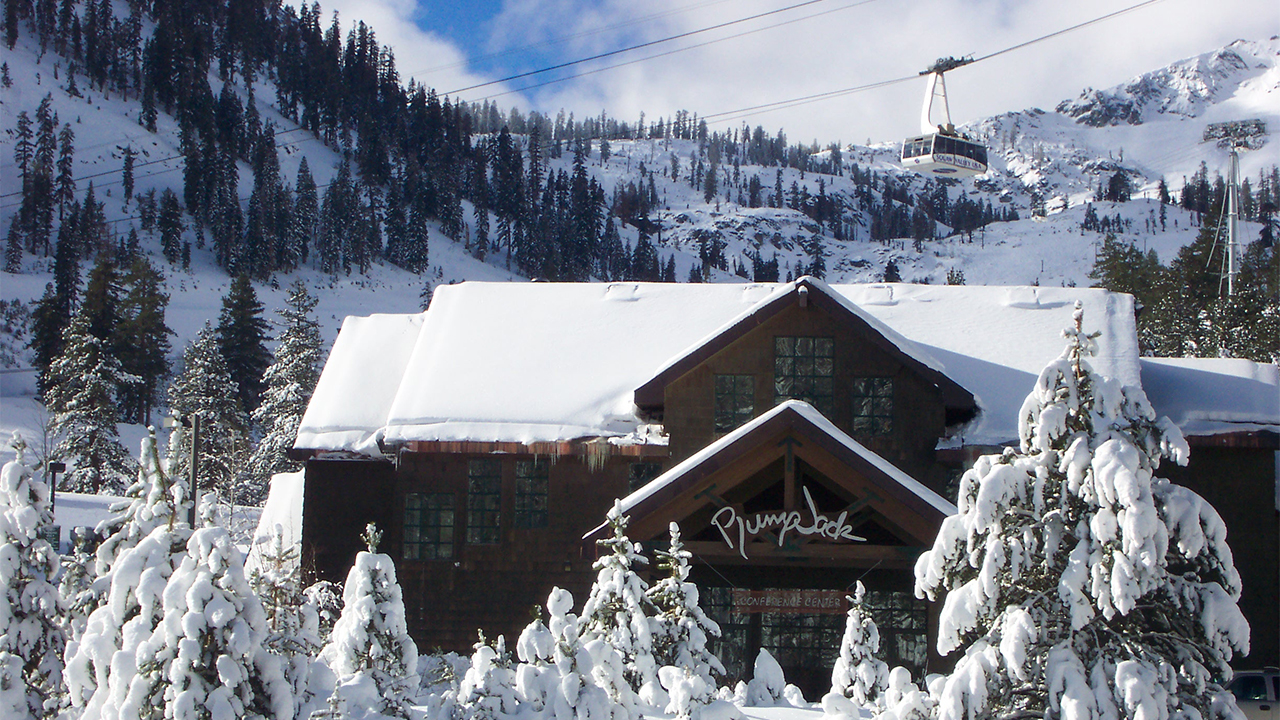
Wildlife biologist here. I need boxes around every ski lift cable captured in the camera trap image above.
[409,0,741,79]
[0,132,318,212]
[466,0,885,104]
[443,0,840,96]
[0,127,312,202]
[702,0,1172,126]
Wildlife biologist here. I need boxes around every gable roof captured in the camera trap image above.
[634,277,975,414]
[587,400,955,546]
[295,282,1158,454]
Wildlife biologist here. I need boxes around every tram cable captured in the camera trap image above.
[412,0,740,78]
[444,0,839,96]
[700,0,1172,126]
[467,0,885,104]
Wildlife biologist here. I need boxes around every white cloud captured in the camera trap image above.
[461,0,1274,144]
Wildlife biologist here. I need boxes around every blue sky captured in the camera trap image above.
[306,0,1277,144]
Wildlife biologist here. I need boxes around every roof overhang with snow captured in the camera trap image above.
[585,400,955,567]
[1139,357,1279,444]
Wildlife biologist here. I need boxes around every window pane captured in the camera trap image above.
[850,377,893,436]
[629,462,662,492]
[403,492,455,560]
[467,459,503,544]
[515,460,549,529]
[715,374,755,433]
[774,336,834,415]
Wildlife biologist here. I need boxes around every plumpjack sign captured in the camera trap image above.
[710,486,866,559]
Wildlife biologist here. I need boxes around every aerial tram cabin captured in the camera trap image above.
[901,58,988,177]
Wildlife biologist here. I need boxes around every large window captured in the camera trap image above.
[715,374,755,433]
[851,377,893,436]
[774,336,834,415]
[514,459,549,529]
[467,458,502,544]
[403,493,454,560]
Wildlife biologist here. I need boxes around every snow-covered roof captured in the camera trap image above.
[295,280,1253,456]
[836,284,1142,446]
[381,282,785,445]
[295,312,427,455]
[1139,357,1280,437]
[607,400,956,530]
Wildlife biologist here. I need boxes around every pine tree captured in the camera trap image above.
[44,313,138,494]
[64,436,192,717]
[216,274,272,414]
[291,158,318,266]
[121,145,135,203]
[914,303,1248,720]
[828,582,887,709]
[56,123,75,217]
[246,281,322,500]
[126,526,294,720]
[167,326,250,503]
[319,523,419,718]
[647,522,723,684]
[157,188,184,265]
[0,433,67,718]
[580,500,656,706]
[250,525,323,711]
[116,255,172,425]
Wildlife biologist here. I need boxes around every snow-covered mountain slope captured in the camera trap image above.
[0,31,1274,432]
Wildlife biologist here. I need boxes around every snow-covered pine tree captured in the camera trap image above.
[122,526,294,720]
[250,523,323,709]
[319,523,419,718]
[74,426,189,621]
[544,586,613,720]
[514,607,556,714]
[44,312,138,494]
[828,582,888,709]
[167,324,250,505]
[0,433,67,717]
[64,517,191,717]
[647,522,724,690]
[457,632,520,720]
[914,302,1249,720]
[580,500,657,705]
[245,280,323,503]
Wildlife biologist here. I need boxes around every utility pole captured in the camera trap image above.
[1226,147,1239,297]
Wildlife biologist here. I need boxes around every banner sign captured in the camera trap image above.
[731,588,848,614]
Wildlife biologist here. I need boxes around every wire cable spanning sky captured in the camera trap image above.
[303,0,1272,145]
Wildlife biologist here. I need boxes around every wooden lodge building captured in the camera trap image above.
[290,279,1279,696]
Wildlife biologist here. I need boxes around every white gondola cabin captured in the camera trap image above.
[901,132,988,176]
[901,59,988,177]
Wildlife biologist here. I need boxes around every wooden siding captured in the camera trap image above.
[662,301,950,491]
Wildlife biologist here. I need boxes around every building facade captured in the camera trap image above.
[291,279,1279,696]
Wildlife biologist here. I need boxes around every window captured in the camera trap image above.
[466,458,502,544]
[514,460,549,529]
[774,336,834,414]
[629,462,662,492]
[403,493,454,560]
[715,374,755,433]
[851,377,893,436]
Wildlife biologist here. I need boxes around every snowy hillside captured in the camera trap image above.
[1,27,1276,453]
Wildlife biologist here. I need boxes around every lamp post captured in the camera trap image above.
[47,461,65,513]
